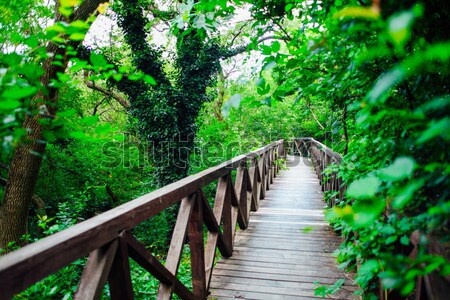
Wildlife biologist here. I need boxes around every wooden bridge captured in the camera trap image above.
[0,138,355,300]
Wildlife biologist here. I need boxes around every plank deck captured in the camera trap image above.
[209,156,357,299]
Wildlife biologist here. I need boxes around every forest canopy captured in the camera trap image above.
[0,0,449,299]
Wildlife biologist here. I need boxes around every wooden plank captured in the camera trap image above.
[235,232,341,243]
[210,288,313,300]
[210,275,357,292]
[210,156,355,300]
[213,176,232,257]
[259,153,266,199]
[245,167,253,220]
[221,175,233,257]
[0,141,283,298]
[210,281,353,299]
[158,194,196,299]
[74,240,118,300]
[224,256,340,269]
[199,189,227,255]
[249,158,260,211]
[123,233,195,300]
[108,234,134,300]
[211,268,353,286]
[188,192,207,299]
[204,178,230,291]
[235,163,249,227]
[214,263,348,280]
[228,175,246,233]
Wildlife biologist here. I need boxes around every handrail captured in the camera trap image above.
[294,137,344,207]
[295,138,450,299]
[0,140,285,300]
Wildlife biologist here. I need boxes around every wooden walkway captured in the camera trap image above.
[209,156,356,299]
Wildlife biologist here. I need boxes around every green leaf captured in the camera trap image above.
[89,52,107,67]
[391,179,424,209]
[257,83,271,95]
[255,77,266,87]
[69,59,88,72]
[222,94,242,118]
[385,235,397,244]
[352,199,386,227]
[58,6,73,17]
[334,7,380,20]
[112,73,123,81]
[271,41,281,52]
[261,96,271,107]
[46,23,67,34]
[263,60,277,70]
[70,20,90,30]
[80,115,99,126]
[69,131,86,139]
[378,157,415,181]
[347,176,380,198]
[0,100,21,110]
[128,73,143,81]
[416,117,450,144]
[25,36,39,48]
[143,75,157,85]
[368,68,404,103]
[400,235,410,246]
[60,0,81,9]
[69,32,86,41]
[388,10,415,47]
[57,109,77,118]
[1,86,38,100]
[302,226,313,233]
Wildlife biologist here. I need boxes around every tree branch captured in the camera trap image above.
[227,21,251,48]
[273,19,292,41]
[222,35,288,58]
[92,96,108,115]
[306,101,325,130]
[85,80,130,109]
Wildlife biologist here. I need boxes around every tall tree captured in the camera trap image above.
[0,0,109,249]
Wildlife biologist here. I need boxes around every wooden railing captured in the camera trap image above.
[294,137,344,207]
[0,140,285,300]
[295,138,450,300]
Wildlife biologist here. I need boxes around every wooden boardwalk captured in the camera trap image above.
[209,156,356,299]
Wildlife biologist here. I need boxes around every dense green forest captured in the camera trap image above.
[0,0,449,299]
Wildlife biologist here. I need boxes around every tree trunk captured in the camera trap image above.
[213,69,225,121]
[0,0,108,250]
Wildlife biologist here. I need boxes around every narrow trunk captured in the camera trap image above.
[0,48,63,249]
[0,0,107,250]
[0,121,46,248]
[213,69,225,121]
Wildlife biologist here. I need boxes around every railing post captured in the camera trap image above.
[213,175,233,257]
[108,233,134,300]
[235,161,249,226]
[158,194,196,299]
[259,153,266,199]
[187,192,206,299]
[75,240,119,300]
[249,158,260,211]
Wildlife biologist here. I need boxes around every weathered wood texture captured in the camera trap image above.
[209,155,357,300]
[294,138,344,208]
[0,140,285,300]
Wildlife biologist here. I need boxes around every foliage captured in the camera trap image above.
[1,0,450,299]
[314,1,450,298]
[112,0,222,187]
